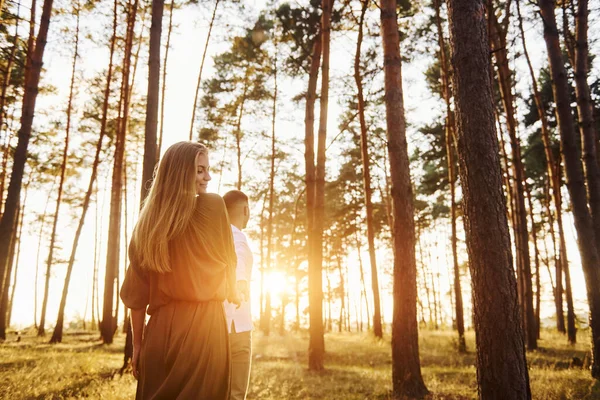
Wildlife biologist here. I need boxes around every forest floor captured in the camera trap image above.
[0,328,598,399]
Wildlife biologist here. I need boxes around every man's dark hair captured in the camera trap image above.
[223,190,249,211]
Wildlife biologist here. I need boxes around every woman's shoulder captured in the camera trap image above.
[195,193,226,212]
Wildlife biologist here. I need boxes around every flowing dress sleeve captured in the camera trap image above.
[120,243,150,310]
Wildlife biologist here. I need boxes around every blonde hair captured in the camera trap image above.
[130,141,208,273]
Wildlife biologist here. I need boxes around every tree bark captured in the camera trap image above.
[539,0,600,378]
[380,0,428,397]
[0,0,52,337]
[354,0,382,339]
[305,23,323,369]
[446,0,531,396]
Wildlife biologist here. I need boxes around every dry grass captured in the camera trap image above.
[0,328,597,399]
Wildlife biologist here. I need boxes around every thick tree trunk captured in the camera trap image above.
[305,25,323,369]
[0,0,52,339]
[380,0,428,397]
[539,0,600,378]
[446,0,531,397]
[354,0,382,339]
[189,0,220,140]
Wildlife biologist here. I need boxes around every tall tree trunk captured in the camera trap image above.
[189,0,220,140]
[355,229,370,331]
[305,25,323,369]
[141,0,161,193]
[489,9,537,351]
[446,0,531,396]
[234,80,249,191]
[516,0,570,337]
[158,0,174,157]
[525,181,542,339]
[539,0,600,377]
[38,4,79,335]
[50,0,114,343]
[122,0,162,370]
[290,188,304,331]
[336,250,345,333]
[574,0,600,279]
[354,0,382,339]
[0,3,22,206]
[34,179,53,329]
[102,0,139,344]
[0,203,19,334]
[7,187,27,327]
[0,0,51,339]
[263,43,278,337]
[433,0,465,352]
[380,0,428,396]
[309,0,334,371]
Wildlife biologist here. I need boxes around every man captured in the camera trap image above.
[223,190,253,400]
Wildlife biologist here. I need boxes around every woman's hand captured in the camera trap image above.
[228,290,242,308]
[132,345,141,380]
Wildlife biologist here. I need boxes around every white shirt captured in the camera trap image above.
[225,224,253,333]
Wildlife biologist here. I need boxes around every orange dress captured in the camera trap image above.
[121,193,237,400]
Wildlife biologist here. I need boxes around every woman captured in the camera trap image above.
[121,141,239,399]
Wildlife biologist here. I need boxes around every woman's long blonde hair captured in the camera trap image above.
[130,141,208,273]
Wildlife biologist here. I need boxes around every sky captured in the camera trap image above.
[4,0,598,331]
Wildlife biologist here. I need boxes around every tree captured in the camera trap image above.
[199,18,272,189]
[380,0,428,397]
[488,4,536,350]
[353,0,382,339]
[432,0,465,351]
[446,0,531,396]
[0,0,54,341]
[50,0,117,343]
[515,0,574,340]
[539,0,600,378]
[307,0,334,371]
[102,0,139,344]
